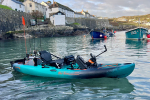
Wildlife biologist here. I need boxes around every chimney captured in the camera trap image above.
[53,0,54,7]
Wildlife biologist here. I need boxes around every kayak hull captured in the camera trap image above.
[12,63,135,79]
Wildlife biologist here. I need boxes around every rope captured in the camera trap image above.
[23,25,27,54]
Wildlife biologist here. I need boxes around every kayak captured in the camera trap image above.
[10,46,135,79]
[11,62,135,79]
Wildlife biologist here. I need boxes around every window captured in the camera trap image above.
[58,13,61,15]
[0,0,1,2]
[29,3,32,7]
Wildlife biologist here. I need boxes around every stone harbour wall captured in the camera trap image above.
[66,17,110,29]
[0,8,32,34]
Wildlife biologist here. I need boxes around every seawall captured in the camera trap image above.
[0,8,32,34]
[66,17,110,29]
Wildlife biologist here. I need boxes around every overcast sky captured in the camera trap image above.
[38,0,150,18]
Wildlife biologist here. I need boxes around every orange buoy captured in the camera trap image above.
[147,34,150,38]
[104,36,107,39]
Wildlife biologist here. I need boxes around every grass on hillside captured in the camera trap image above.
[109,19,139,26]
[72,23,80,26]
[0,5,13,10]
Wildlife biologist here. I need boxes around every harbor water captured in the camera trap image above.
[0,31,150,100]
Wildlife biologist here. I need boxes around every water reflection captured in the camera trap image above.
[125,39,147,49]
[11,71,135,94]
[90,39,106,45]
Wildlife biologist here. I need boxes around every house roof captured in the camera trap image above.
[24,0,46,7]
[75,12,83,15]
[49,11,65,16]
[11,0,24,5]
[46,2,51,6]
[49,2,74,12]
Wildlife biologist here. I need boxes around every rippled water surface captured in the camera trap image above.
[0,31,150,100]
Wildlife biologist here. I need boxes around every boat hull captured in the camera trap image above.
[125,27,148,39]
[90,31,108,39]
[12,63,135,79]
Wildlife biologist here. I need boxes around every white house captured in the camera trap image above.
[40,1,52,18]
[81,10,90,18]
[49,1,74,18]
[23,0,46,16]
[48,1,74,25]
[74,12,84,18]
[50,11,65,26]
[89,15,95,18]
[145,22,150,26]
[1,0,25,12]
[0,0,4,4]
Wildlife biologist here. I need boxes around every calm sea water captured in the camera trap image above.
[0,31,150,100]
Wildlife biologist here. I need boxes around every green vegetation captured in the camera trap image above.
[6,30,24,34]
[0,5,13,10]
[72,23,80,26]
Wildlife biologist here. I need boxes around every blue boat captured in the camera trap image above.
[107,31,115,37]
[90,30,108,39]
[125,27,148,39]
[10,45,135,79]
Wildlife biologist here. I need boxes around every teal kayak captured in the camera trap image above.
[11,62,135,79]
[10,45,135,79]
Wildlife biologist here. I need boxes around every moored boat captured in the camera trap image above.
[10,45,135,79]
[125,27,148,40]
[90,29,109,39]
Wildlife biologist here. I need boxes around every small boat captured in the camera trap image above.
[10,45,135,79]
[107,31,115,37]
[125,27,148,40]
[90,29,109,39]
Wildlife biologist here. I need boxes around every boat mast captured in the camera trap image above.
[139,17,141,39]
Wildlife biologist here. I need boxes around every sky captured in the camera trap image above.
[38,0,150,18]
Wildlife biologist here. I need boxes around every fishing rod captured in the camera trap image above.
[51,53,61,59]
[95,45,107,57]
[90,45,107,58]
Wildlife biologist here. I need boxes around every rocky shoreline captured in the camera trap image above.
[0,23,137,40]
[0,25,89,40]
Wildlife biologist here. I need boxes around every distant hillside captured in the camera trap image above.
[118,14,150,22]
[109,14,150,29]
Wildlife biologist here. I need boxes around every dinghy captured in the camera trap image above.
[10,45,135,79]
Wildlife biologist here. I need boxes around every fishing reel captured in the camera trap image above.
[86,45,107,67]
[86,53,97,66]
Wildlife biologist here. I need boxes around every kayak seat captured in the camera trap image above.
[39,50,52,65]
[39,50,64,68]
[76,55,87,69]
